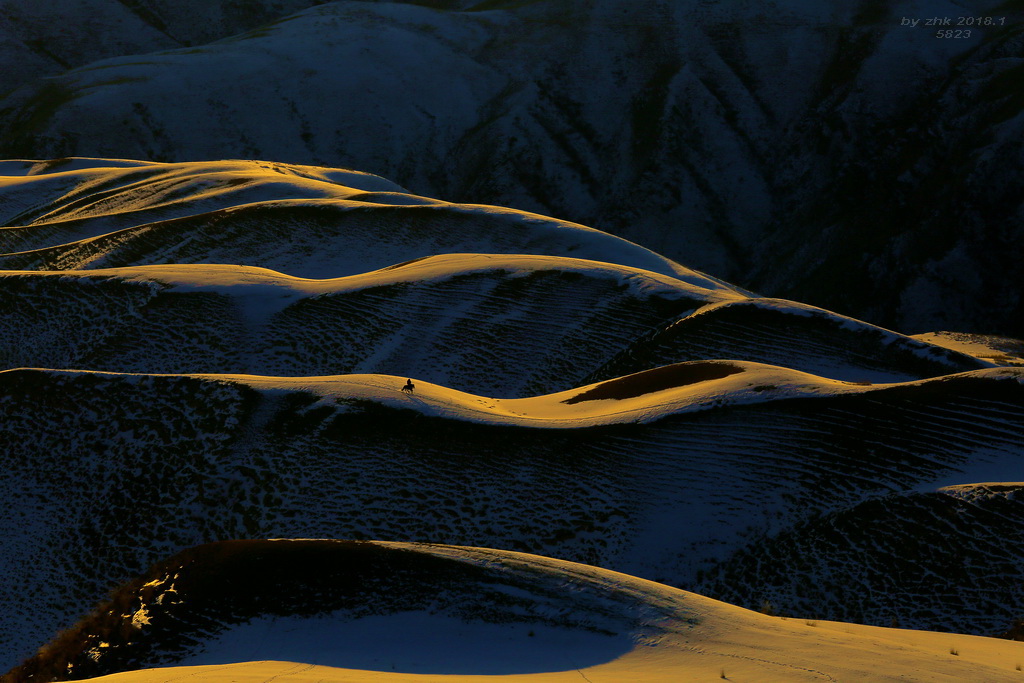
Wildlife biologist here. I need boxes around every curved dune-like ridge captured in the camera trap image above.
[0,158,407,227]
[1,156,1022,675]
[202,363,1024,427]
[589,297,996,384]
[2,365,1022,663]
[0,253,729,298]
[9,541,1024,683]
[0,257,732,395]
[0,159,716,286]
[0,258,995,395]
[5,363,1023,429]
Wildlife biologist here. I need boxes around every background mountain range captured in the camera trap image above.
[1,0,1021,336]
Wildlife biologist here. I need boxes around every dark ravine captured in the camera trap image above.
[563,361,745,403]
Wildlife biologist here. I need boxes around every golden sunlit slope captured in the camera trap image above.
[0,158,410,234]
[0,158,707,283]
[913,331,1024,367]
[0,255,733,396]
[190,363,1024,428]
[2,365,1022,665]
[10,541,1024,683]
[0,259,995,390]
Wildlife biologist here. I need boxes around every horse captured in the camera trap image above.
[401,379,415,394]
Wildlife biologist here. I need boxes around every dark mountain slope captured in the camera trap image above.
[0,0,333,96]
[0,1,1021,333]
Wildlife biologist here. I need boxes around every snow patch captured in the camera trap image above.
[176,610,631,675]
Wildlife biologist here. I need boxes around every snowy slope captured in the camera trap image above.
[698,482,1024,636]
[1,259,993,391]
[0,257,728,395]
[1,156,1022,673]
[1,365,1022,667]
[587,297,995,384]
[0,1,1020,674]
[0,159,999,391]
[0,0,1021,334]
[0,0,333,96]
[9,541,1024,683]
[0,159,705,283]
[914,331,1024,367]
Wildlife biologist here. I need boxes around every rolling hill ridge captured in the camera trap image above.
[2,364,1022,665]
[1,157,1022,677]
[8,541,1024,683]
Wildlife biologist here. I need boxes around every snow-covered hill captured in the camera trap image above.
[699,482,1024,636]
[1,157,1022,676]
[0,258,728,395]
[0,160,999,388]
[9,541,1024,683]
[2,364,1022,667]
[585,297,996,385]
[0,0,1021,334]
[0,159,699,281]
[0,0,332,97]
[1,260,998,391]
